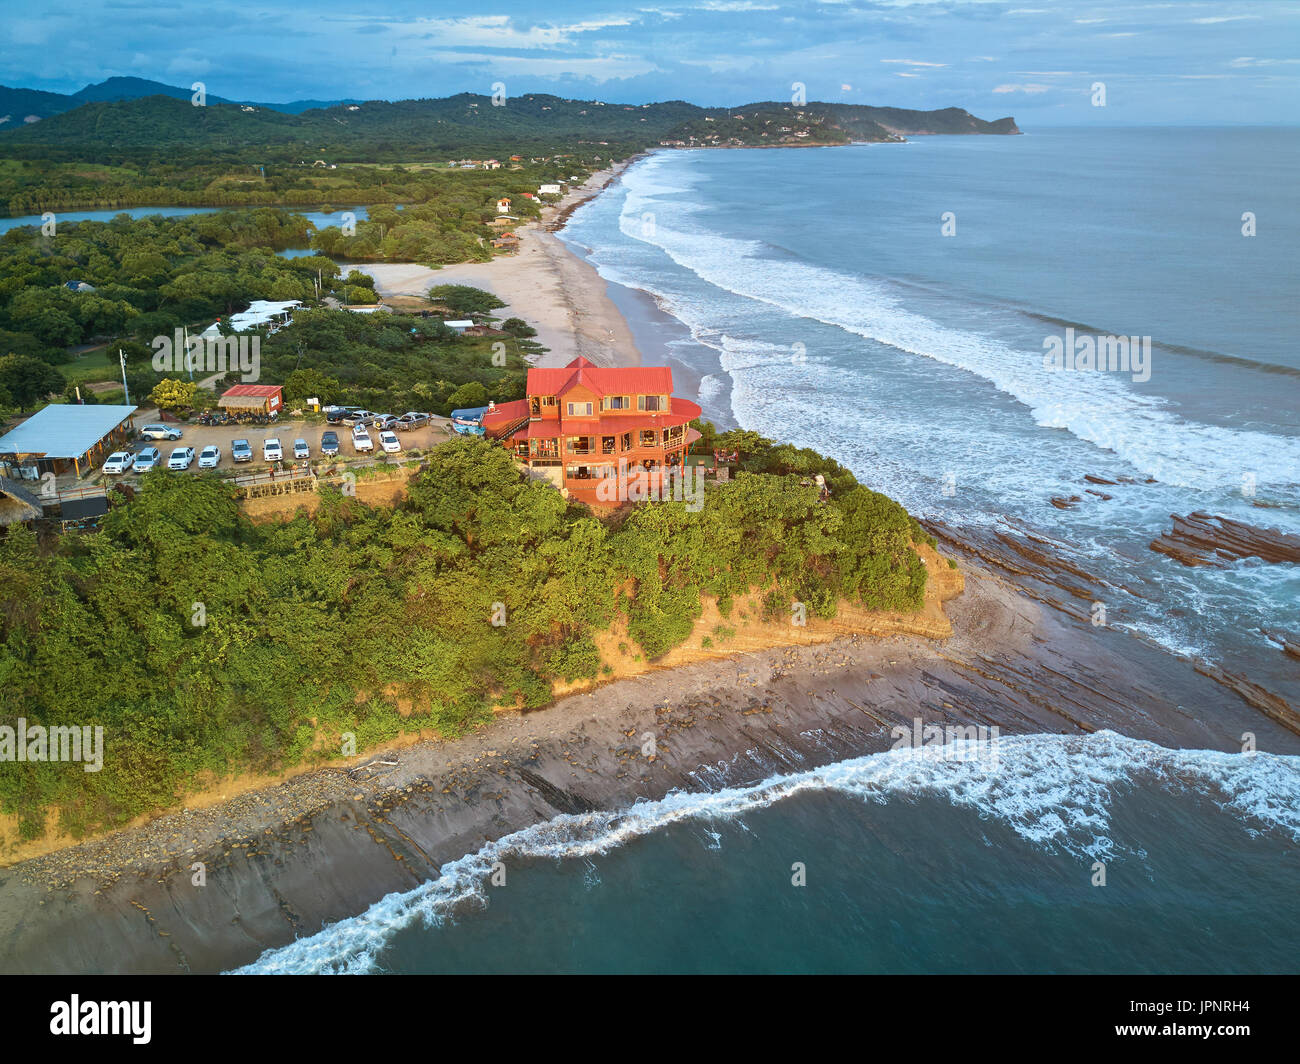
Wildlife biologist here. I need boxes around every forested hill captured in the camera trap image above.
[0,89,1018,162]
[0,76,359,123]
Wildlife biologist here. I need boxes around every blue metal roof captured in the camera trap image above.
[0,404,137,458]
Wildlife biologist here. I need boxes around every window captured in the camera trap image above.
[604,395,631,410]
[637,395,664,412]
[567,401,593,416]
[621,432,632,451]
[639,429,658,447]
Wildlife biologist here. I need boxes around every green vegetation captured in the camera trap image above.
[0,436,928,842]
[259,309,529,417]
[0,205,532,416]
[0,90,1017,215]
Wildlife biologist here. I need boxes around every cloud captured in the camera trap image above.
[1229,57,1300,67]
[992,83,1050,94]
[881,59,947,67]
[354,14,638,51]
[1193,16,1259,24]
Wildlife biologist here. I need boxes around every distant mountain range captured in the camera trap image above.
[0,78,1018,158]
[0,76,360,128]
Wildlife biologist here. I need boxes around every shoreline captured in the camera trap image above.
[354,159,644,370]
[3,561,1296,974]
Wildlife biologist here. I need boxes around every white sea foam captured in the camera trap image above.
[230,732,1300,975]
[612,158,1300,492]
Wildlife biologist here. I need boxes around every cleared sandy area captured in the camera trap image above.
[352,163,641,369]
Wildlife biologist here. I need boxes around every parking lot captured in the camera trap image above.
[95,412,457,481]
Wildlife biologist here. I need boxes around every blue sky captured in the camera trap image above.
[5,1,1298,124]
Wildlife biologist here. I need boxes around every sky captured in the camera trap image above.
[3,0,1298,124]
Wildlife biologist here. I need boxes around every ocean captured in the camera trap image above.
[237,128,1300,975]
[236,733,1300,974]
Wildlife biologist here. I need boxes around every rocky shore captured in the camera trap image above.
[2,561,1295,974]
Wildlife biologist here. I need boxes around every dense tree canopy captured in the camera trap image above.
[0,436,928,843]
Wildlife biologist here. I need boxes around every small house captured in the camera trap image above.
[218,384,283,416]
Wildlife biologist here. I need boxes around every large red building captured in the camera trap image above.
[481,357,702,507]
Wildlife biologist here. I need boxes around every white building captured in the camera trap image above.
[200,300,302,340]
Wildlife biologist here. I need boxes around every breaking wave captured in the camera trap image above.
[231,732,1300,974]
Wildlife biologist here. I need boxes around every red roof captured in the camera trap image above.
[527,357,674,400]
[480,398,530,433]
[220,384,282,398]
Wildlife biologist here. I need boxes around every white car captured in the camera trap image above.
[132,447,162,472]
[378,430,401,454]
[167,446,196,470]
[351,426,373,453]
[292,438,310,460]
[101,451,134,475]
[263,438,283,462]
[198,445,222,469]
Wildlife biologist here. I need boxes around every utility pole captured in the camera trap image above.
[119,348,130,405]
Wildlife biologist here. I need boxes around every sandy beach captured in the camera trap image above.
[2,152,1298,975]
[354,161,643,370]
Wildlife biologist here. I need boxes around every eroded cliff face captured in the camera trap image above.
[553,542,965,698]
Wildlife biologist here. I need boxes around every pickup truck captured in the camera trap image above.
[396,412,431,431]
[101,451,135,475]
[351,425,374,453]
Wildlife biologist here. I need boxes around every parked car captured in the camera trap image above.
[325,406,357,424]
[263,438,283,462]
[101,451,134,475]
[351,425,373,453]
[231,439,253,463]
[378,430,402,454]
[396,412,431,431]
[372,414,400,431]
[292,438,310,460]
[168,447,196,471]
[139,423,183,441]
[198,445,222,469]
[320,430,340,457]
[342,409,377,427]
[132,446,162,472]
